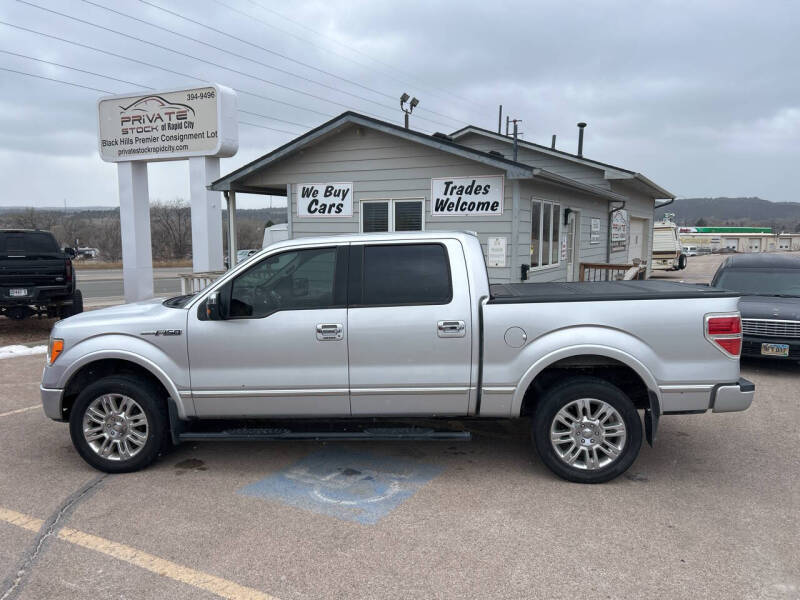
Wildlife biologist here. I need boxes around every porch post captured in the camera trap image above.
[226,190,237,267]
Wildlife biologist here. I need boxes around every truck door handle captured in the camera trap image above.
[316,323,343,341]
[437,320,465,338]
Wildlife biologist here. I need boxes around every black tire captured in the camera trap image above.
[69,375,168,473]
[678,254,688,270]
[532,376,642,484]
[59,289,83,319]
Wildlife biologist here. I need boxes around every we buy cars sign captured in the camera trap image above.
[431,175,504,216]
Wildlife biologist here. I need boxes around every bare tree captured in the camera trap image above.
[150,199,192,261]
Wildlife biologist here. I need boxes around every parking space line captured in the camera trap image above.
[0,405,40,419]
[0,506,278,600]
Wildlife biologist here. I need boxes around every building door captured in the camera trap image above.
[565,210,580,282]
[628,218,646,264]
[749,239,761,252]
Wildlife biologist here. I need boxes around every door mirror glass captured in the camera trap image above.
[63,247,77,258]
[205,290,224,320]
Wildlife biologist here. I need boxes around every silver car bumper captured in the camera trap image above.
[40,386,65,421]
[712,378,755,413]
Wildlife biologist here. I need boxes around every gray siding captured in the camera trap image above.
[242,125,517,283]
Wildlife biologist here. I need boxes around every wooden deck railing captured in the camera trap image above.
[579,262,646,282]
[179,271,225,294]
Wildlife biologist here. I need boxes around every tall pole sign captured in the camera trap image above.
[98,84,238,302]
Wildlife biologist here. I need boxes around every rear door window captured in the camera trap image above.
[362,244,451,306]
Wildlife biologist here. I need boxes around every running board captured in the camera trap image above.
[177,426,471,443]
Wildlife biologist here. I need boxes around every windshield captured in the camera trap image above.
[715,269,800,297]
[0,231,62,256]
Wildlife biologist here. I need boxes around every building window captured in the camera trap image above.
[360,199,424,233]
[530,198,561,269]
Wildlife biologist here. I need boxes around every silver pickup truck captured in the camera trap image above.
[41,232,754,483]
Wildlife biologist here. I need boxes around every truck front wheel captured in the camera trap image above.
[532,377,642,483]
[69,375,167,473]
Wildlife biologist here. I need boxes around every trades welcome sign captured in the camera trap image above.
[431,175,504,216]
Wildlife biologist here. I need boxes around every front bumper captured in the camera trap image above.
[40,385,65,421]
[711,377,755,413]
[742,335,800,360]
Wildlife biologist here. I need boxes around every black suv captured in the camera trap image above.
[0,229,83,320]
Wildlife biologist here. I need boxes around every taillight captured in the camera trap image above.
[705,314,742,358]
[65,259,72,283]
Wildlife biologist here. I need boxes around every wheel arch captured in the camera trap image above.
[513,345,661,445]
[60,351,189,421]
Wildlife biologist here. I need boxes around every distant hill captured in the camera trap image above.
[655,197,800,232]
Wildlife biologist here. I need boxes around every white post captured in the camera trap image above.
[189,156,223,273]
[118,161,154,302]
[227,190,237,267]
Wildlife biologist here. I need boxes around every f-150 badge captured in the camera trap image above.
[140,329,182,336]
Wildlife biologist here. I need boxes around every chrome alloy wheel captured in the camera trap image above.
[82,394,149,461]
[550,398,627,470]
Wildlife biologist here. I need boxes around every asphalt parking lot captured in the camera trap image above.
[1,253,798,599]
[0,353,798,600]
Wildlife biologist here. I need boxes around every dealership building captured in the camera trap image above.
[210,112,674,283]
[679,227,800,253]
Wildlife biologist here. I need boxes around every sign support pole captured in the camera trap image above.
[118,161,154,302]
[189,156,223,272]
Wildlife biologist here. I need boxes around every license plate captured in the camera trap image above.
[761,343,789,357]
[9,288,28,297]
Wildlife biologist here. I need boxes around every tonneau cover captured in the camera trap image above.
[489,280,739,304]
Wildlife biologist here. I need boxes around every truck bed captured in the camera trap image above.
[488,280,739,304]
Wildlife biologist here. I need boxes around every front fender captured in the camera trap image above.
[45,334,193,418]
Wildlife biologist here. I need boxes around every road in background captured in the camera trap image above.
[75,267,186,303]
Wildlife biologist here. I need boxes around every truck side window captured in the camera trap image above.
[362,244,452,306]
[229,247,337,318]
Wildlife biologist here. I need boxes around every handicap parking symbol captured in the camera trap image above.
[238,448,442,524]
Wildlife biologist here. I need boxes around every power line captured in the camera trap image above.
[0,49,152,89]
[85,0,460,129]
[17,0,451,131]
[0,49,314,131]
[0,20,339,121]
[245,0,487,114]
[142,0,469,127]
[0,65,301,136]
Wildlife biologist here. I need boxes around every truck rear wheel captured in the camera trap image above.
[69,375,167,473]
[678,254,688,270]
[532,377,642,483]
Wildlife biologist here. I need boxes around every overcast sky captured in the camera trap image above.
[0,0,797,209]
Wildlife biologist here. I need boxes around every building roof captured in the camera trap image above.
[449,125,674,199]
[209,112,627,202]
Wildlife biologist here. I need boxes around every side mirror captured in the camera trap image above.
[205,291,224,320]
[64,247,77,258]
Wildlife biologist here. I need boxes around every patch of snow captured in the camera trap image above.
[0,345,47,360]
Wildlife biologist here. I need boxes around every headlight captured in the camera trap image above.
[47,338,64,365]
